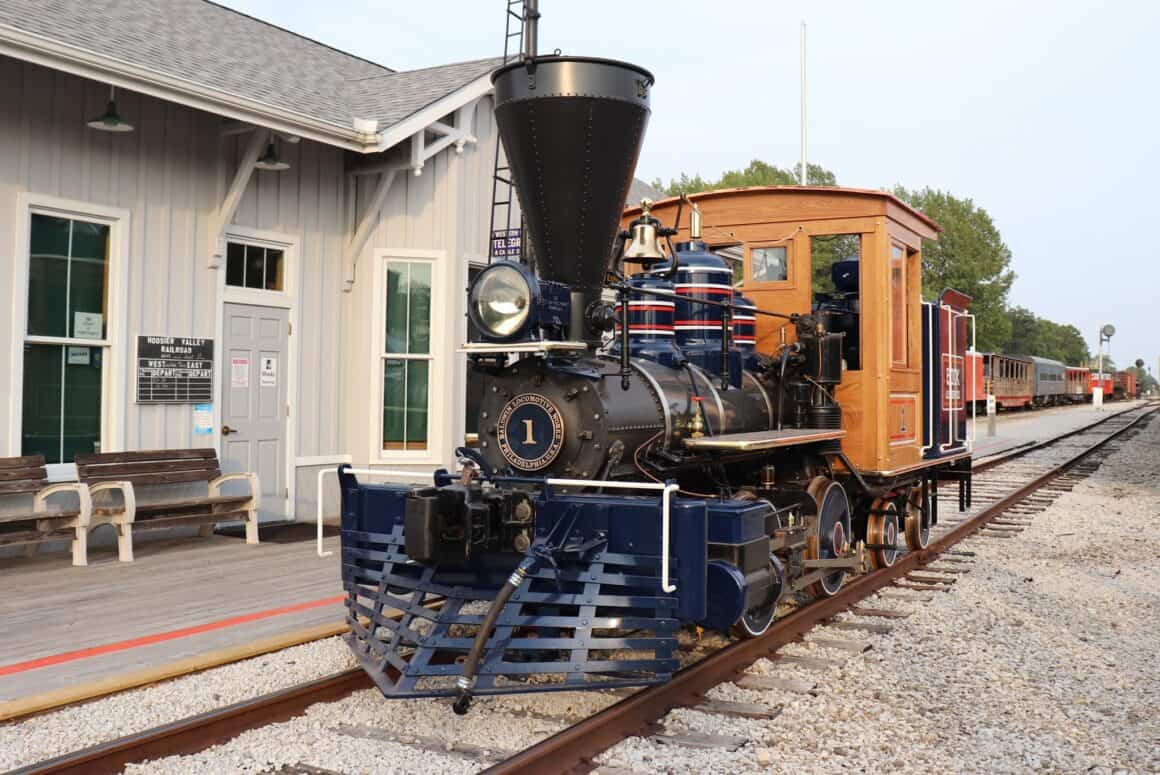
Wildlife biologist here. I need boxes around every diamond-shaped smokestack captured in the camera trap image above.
[491,56,653,295]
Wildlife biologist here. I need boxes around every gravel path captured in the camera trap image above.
[598,416,1160,774]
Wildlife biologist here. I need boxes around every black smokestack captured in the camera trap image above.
[491,56,653,337]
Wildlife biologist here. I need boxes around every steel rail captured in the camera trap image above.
[484,404,1157,775]
[15,405,1155,775]
[972,401,1147,472]
[10,669,371,775]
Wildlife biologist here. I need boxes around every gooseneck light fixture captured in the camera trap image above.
[254,133,290,171]
[87,85,134,132]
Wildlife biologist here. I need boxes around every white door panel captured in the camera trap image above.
[222,303,288,521]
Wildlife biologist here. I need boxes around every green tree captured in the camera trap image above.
[652,160,836,196]
[892,187,1016,353]
[1004,305,1039,355]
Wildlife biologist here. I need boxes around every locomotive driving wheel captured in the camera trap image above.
[805,477,852,597]
[904,484,932,550]
[866,498,901,569]
[732,555,785,639]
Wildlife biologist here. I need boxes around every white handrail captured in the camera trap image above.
[544,477,681,593]
[324,469,682,594]
[315,466,431,558]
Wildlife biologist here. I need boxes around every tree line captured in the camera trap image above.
[651,160,1131,372]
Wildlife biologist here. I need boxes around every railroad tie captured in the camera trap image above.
[923,564,970,574]
[907,572,959,585]
[774,653,847,670]
[735,674,817,694]
[694,699,783,719]
[849,605,913,619]
[826,619,894,635]
[893,580,952,592]
[268,765,346,775]
[650,731,750,750]
[877,590,935,602]
[331,723,518,761]
[808,636,873,653]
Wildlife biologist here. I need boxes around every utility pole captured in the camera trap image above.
[1095,323,1115,409]
[800,20,807,185]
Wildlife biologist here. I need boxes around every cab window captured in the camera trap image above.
[810,234,862,371]
[749,246,788,283]
[890,243,907,367]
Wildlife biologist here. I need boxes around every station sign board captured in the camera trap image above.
[136,336,214,403]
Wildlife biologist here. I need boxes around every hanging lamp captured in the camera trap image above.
[87,85,134,132]
[254,134,290,171]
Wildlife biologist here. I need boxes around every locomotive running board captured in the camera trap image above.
[341,522,682,698]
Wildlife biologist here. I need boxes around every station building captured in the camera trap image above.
[0,0,521,526]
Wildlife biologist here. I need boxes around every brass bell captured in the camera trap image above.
[622,198,665,262]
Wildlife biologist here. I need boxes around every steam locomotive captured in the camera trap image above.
[339,51,974,714]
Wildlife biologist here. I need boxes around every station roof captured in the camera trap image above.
[0,0,502,152]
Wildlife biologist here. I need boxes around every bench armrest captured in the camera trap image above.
[209,472,261,510]
[89,481,137,524]
[34,482,92,527]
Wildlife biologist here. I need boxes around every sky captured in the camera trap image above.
[221,0,1160,373]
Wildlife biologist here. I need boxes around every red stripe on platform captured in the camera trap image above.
[0,593,346,677]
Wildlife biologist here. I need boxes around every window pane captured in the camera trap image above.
[385,263,409,354]
[62,346,102,461]
[27,214,71,337]
[406,360,429,448]
[245,245,265,289]
[408,263,431,354]
[811,234,861,295]
[891,246,906,366]
[226,242,245,287]
[69,221,109,339]
[22,344,64,463]
[382,359,406,449]
[264,248,284,291]
[751,246,787,283]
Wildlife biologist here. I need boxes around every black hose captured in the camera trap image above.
[452,556,536,714]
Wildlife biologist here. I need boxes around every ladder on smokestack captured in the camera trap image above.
[487,0,531,264]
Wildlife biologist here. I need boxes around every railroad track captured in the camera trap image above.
[13,403,1156,775]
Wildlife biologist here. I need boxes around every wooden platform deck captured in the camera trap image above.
[0,525,344,702]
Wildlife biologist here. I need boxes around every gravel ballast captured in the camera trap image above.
[0,637,357,771]
[599,416,1160,774]
[5,415,1156,774]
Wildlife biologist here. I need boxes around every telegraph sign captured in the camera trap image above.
[490,228,522,259]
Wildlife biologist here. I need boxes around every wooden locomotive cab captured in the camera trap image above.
[625,186,971,480]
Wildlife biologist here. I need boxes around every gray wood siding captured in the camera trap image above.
[0,56,352,463]
[0,55,498,516]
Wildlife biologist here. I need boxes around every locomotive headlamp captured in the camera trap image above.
[470,262,536,340]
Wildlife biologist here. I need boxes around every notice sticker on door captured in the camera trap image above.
[231,357,250,388]
[260,356,277,388]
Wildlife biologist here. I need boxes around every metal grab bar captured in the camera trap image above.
[318,469,682,595]
[543,477,681,593]
[315,466,429,558]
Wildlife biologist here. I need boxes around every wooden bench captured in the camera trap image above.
[75,449,260,562]
[0,455,92,566]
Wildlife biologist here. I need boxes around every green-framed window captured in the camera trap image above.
[22,213,110,463]
[381,260,432,451]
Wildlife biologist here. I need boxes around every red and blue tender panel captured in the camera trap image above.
[922,289,972,459]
